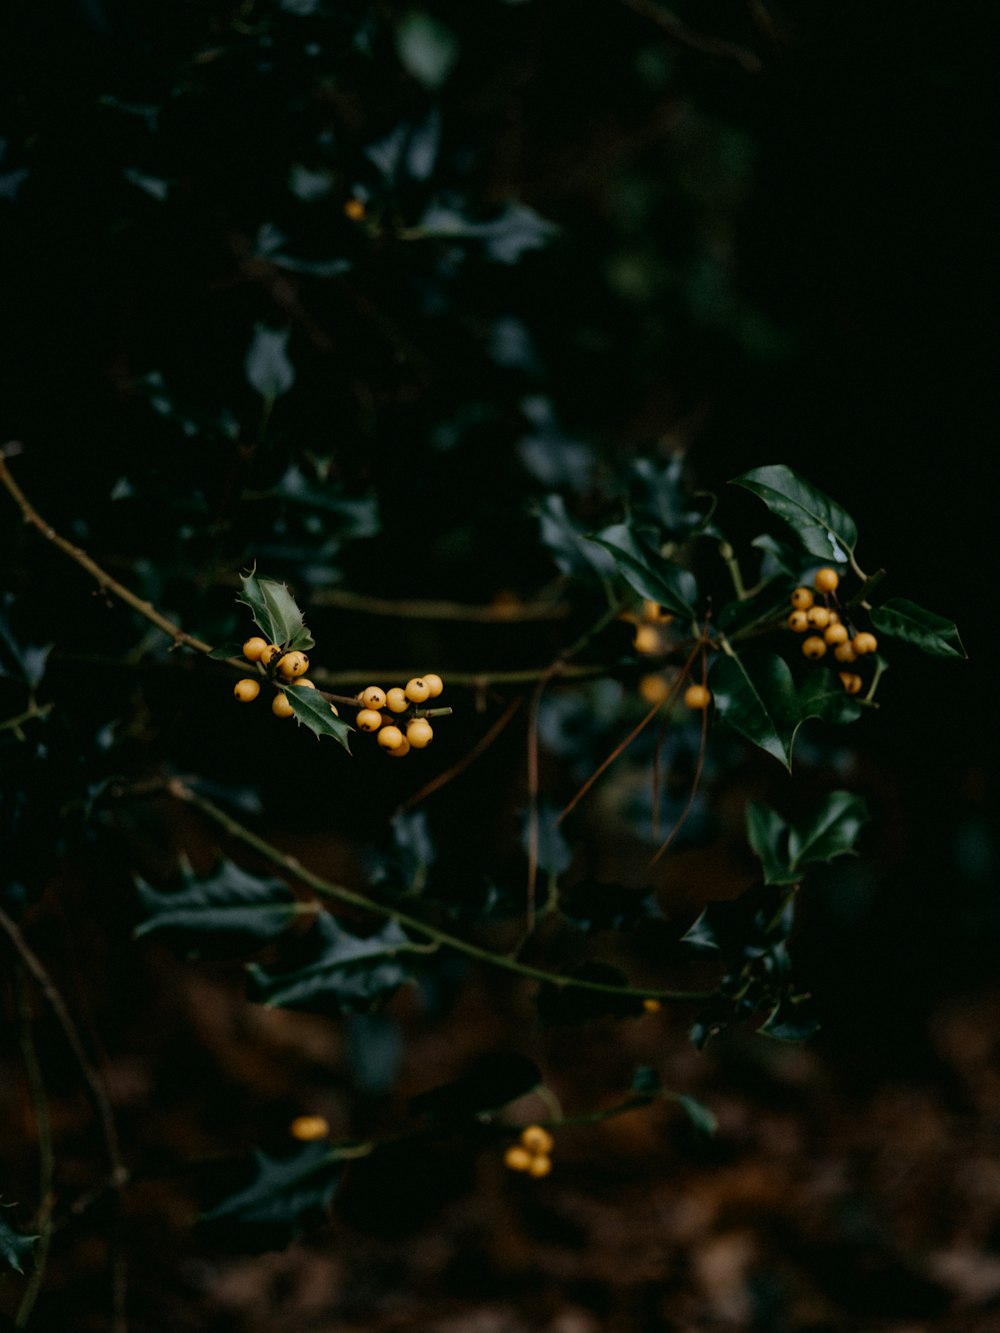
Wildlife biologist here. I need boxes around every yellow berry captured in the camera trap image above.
[290,1115,329,1142]
[260,644,282,668]
[853,632,878,655]
[278,651,310,679]
[790,587,814,611]
[387,736,410,757]
[824,623,849,645]
[642,599,673,625]
[787,610,809,633]
[344,198,365,221]
[385,688,409,713]
[527,1155,552,1179]
[638,673,671,705]
[242,637,268,662]
[814,567,840,593]
[839,672,863,695]
[406,718,433,749]
[643,998,662,1014]
[422,673,444,698]
[683,684,711,710]
[503,1145,533,1173]
[834,641,857,664]
[272,692,294,718]
[802,636,827,660]
[828,610,841,624]
[234,678,260,703]
[806,605,831,629]
[404,678,431,703]
[520,1125,554,1154]
[633,624,661,655]
[356,709,383,732]
[361,686,386,709]
[378,726,404,751]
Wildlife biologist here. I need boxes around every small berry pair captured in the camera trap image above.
[503,1124,554,1178]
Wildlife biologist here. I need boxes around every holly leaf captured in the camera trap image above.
[731,465,857,561]
[668,1093,718,1137]
[285,685,353,751]
[537,494,615,581]
[0,1202,36,1275]
[745,801,798,886]
[247,913,413,1014]
[134,858,301,957]
[710,650,799,768]
[236,568,314,650]
[200,1143,340,1248]
[586,523,698,618]
[870,598,967,659]
[787,791,869,869]
[245,325,295,399]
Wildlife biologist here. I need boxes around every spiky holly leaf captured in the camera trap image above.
[237,568,314,650]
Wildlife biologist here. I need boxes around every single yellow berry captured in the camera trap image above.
[260,644,282,668]
[242,636,268,662]
[385,688,409,713]
[527,1154,552,1179]
[360,686,387,709]
[790,587,814,611]
[814,567,840,593]
[828,610,841,624]
[839,672,863,695]
[787,610,810,633]
[290,1115,329,1142]
[824,622,849,645]
[296,677,316,688]
[684,684,711,710]
[234,678,261,703]
[387,736,410,757]
[503,1145,533,1173]
[834,641,857,664]
[278,651,310,679]
[806,605,831,629]
[633,624,661,655]
[802,635,827,660]
[356,709,383,732]
[404,678,431,703]
[344,198,365,221]
[520,1125,554,1154]
[643,998,662,1014]
[422,673,444,698]
[378,725,404,751]
[853,632,878,655]
[406,718,433,749]
[638,673,671,705]
[272,692,294,718]
[642,599,673,625]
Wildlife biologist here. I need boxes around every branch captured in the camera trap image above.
[616,0,762,73]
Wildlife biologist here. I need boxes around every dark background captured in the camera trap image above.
[1,2,998,1330]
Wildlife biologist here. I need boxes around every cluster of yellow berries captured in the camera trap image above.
[787,568,878,694]
[234,637,339,719]
[503,1124,554,1178]
[354,675,444,757]
[630,601,713,714]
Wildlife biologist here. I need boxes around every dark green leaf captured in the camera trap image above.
[0,1203,36,1275]
[788,791,869,869]
[870,598,967,659]
[630,1065,661,1095]
[669,1093,718,1137]
[716,581,789,635]
[751,533,807,579]
[245,325,295,399]
[710,650,799,768]
[200,1143,340,1247]
[209,642,245,660]
[731,465,857,560]
[247,913,413,1014]
[758,1000,820,1043]
[745,801,798,886]
[285,686,353,751]
[236,568,314,650]
[796,671,863,728]
[537,495,616,581]
[134,858,299,956]
[408,1053,541,1122]
[586,523,697,618]
[418,200,558,263]
[560,879,663,934]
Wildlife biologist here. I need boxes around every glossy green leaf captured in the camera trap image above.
[716,581,789,635]
[0,1202,36,1274]
[788,791,869,868]
[247,913,413,1014]
[200,1143,340,1246]
[408,1053,541,1122]
[670,1093,718,1137]
[796,670,863,728]
[710,650,799,768]
[870,598,967,659]
[537,494,616,581]
[208,642,245,660]
[135,858,300,956]
[758,1000,820,1043]
[731,465,857,560]
[586,523,697,617]
[285,685,353,751]
[745,801,798,885]
[237,568,314,650]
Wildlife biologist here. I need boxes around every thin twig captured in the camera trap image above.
[648,650,710,866]
[309,587,571,623]
[616,0,762,73]
[398,696,523,813]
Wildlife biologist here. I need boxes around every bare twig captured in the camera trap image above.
[398,696,523,812]
[616,0,762,73]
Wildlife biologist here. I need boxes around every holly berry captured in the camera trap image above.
[802,636,827,660]
[520,1125,554,1155]
[683,684,711,710]
[839,672,863,695]
[853,632,878,655]
[639,673,671,705]
[824,623,849,646]
[527,1155,552,1179]
[633,624,660,654]
[814,567,840,593]
[278,651,309,679]
[787,610,809,633]
[643,998,662,1014]
[791,587,814,611]
[404,678,431,704]
[406,718,433,749]
[344,198,365,221]
[295,678,316,689]
[356,709,383,732]
[385,688,409,713]
[503,1145,533,1173]
[242,637,268,662]
[806,605,831,630]
[422,673,444,698]
[834,641,857,664]
[272,692,294,718]
[234,678,260,703]
[260,644,282,668]
[642,600,673,625]
[290,1115,329,1142]
[387,737,411,757]
[360,686,386,709]
[377,725,404,751]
